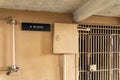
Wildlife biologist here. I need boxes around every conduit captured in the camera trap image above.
[62,26,90,80]
[7,17,19,75]
[63,54,66,80]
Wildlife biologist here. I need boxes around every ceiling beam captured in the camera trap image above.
[73,0,115,22]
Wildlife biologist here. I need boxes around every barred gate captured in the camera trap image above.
[79,24,120,80]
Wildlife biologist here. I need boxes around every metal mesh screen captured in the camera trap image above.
[79,24,120,80]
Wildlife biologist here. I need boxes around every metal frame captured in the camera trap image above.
[78,24,120,80]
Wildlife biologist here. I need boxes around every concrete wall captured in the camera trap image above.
[0,8,120,80]
[0,9,76,80]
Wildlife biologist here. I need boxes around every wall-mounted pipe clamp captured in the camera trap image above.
[7,66,19,75]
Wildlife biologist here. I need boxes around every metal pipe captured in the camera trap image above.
[82,33,84,80]
[78,28,91,31]
[75,54,79,80]
[12,19,16,67]
[7,17,19,75]
[8,17,17,67]
[63,54,66,80]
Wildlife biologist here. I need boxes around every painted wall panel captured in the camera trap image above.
[0,9,74,80]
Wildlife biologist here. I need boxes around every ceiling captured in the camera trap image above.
[0,0,120,22]
[0,0,88,13]
[95,0,120,17]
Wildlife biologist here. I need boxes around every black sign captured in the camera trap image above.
[22,23,50,31]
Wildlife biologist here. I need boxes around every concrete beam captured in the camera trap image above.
[73,0,115,22]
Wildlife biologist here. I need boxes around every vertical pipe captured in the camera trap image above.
[75,54,79,80]
[12,20,16,67]
[75,30,79,80]
[6,17,19,75]
[7,17,17,68]
[63,54,66,80]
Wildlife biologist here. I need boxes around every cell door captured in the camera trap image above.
[79,24,120,80]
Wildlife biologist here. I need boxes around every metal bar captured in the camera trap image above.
[100,27,102,80]
[84,33,86,80]
[80,68,119,72]
[98,26,100,80]
[92,27,94,80]
[117,29,119,80]
[78,52,119,54]
[79,26,120,30]
[85,36,87,80]
[78,24,120,80]
[79,24,120,28]
[78,32,120,35]
[82,33,84,80]
[109,27,113,80]
[87,34,91,80]
[95,28,98,80]
[78,26,91,31]
[118,36,120,80]
[85,33,86,80]
[116,29,118,80]
[104,26,106,80]
[118,29,120,80]
[117,28,119,80]
[78,28,91,31]
[79,31,81,80]
[102,29,105,80]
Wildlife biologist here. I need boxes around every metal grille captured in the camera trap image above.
[79,24,120,80]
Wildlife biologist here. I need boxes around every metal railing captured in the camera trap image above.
[79,24,120,80]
